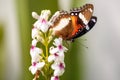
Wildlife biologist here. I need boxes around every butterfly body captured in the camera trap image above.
[49,4,97,41]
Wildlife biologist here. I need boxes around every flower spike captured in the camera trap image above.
[29,10,68,80]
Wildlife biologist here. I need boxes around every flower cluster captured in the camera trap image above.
[29,10,68,80]
[48,38,67,80]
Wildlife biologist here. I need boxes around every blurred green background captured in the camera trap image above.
[0,0,86,80]
[1,0,120,80]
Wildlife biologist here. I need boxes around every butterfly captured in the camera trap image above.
[49,4,97,41]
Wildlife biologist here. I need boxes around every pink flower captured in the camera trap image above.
[29,61,45,75]
[51,61,65,76]
[51,76,59,80]
[48,37,67,78]
[53,38,68,53]
[30,10,68,80]
[30,46,42,63]
[32,11,51,33]
[48,46,64,62]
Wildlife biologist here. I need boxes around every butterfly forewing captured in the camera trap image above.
[49,11,73,40]
[70,4,94,26]
[80,4,94,25]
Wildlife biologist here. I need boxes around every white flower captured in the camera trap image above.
[32,39,38,46]
[51,61,65,76]
[32,12,39,19]
[31,53,41,63]
[40,10,51,20]
[30,46,42,55]
[53,38,62,46]
[48,54,56,62]
[51,76,59,80]
[32,28,39,39]
[33,18,49,32]
[48,38,66,77]
[48,52,64,62]
[30,46,42,63]
[53,38,68,53]
[29,61,45,75]
[32,28,44,43]
[48,46,64,62]
[30,10,69,79]
[39,19,49,32]
[33,10,51,33]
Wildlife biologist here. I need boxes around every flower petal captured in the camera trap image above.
[29,66,37,75]
[48,55,55,62]
[53,38,62,46]
[30,47,42,55]
[54,69,64,76]
[40,10,51,20]
[33,20,42,30]
[51,76,59,80]
[40,22,49,32]
[32,12,39,19]
[36,62,45,70]
[32,39,38,46]
[50,47,59,54]
[32,28,39,39]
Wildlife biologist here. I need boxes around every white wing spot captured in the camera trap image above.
[92,18,96,22]
[79,13,88,25]
[75,13,78,15]
[53,18,70,31]
[89,8,93,12]
[86,25,90,30]
[71,13,74,15]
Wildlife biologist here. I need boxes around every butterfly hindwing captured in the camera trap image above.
[71,16,97,40]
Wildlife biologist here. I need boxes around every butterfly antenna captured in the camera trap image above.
[80,38,87,41]
[76,38,88,49]
[79,42,88,49]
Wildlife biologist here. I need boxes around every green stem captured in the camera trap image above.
[45,33,48,58]
[46,44,48,58]
[43,32,52,80]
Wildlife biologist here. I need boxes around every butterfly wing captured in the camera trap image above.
[49,4,97,41]
[69,4,97,40]
[79,4,94,25]
[49,11,73,40]
[71,16,97,40]
[70,4,94,26]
